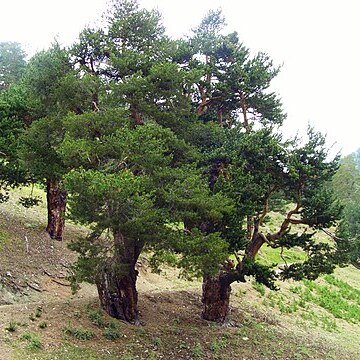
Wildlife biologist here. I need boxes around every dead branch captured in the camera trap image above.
[280,246,288,268]
[322,229,343,241]
[240,91,249,130]
[92,101,100,112]
[42,268,53,277]
[25,236,29,254]
[26,281,42,292]
[51,278,72,287]
[233,251,242,265]
[259,185,277,225]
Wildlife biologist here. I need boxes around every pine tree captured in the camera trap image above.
[0,42,26,92]
[18,43,94,240]
[164,10,349,322]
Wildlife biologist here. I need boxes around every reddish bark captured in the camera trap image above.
[130,105,143,125]
[45,179,66,241]
[245,232,266,259]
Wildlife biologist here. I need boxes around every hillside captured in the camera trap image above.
[0,187,359,360]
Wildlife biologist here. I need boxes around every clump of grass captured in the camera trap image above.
[300,310,338,332]
[135,326,146,337]
[192,342,204,358]
[103,322,121,340]
[29,306,43,321]
[147,351,156,360]
[35,306,43,318]
[210,336,228,352]
[5,320,18,332]
[87,308,122,340]
[289,285,303,294]
[153,337,162,347]
[38,321,48,329]
[252,281,266,296]
[20,332,42,350]
[63,325,95,340]
[87,308,106,328]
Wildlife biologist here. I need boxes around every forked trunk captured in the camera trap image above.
[45,178,66,241]
[246,232,266,259]
[95,258,139,323]
[202,274,232,322]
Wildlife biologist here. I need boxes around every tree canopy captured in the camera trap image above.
[0,0,356,324]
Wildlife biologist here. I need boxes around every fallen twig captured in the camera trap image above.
[42,268,54,277]
[25,236,29,254]
[51,278,71,287]
[26,281,42,292]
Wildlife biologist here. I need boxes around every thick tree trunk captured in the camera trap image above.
[45,179,66,241]
[202,274,232,322]
[95,232,142,323]
[95,258,139,323]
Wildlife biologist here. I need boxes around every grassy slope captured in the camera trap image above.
[0,187,359,360]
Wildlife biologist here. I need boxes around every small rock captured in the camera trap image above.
[6,271,12,277]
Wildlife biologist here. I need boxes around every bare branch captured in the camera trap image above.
[288,218,306,225]
[267,201,303,242]
[240,91,249,130]
[258,185,277,225]
[26,281,42,292]
[258,232,271,245]
[92,101,100,112]
[280,246,288,268]
[233,251,242,265]
[51,278,72,287]
[322,229,343,241]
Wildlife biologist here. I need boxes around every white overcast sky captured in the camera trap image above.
[1,0,359,156]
